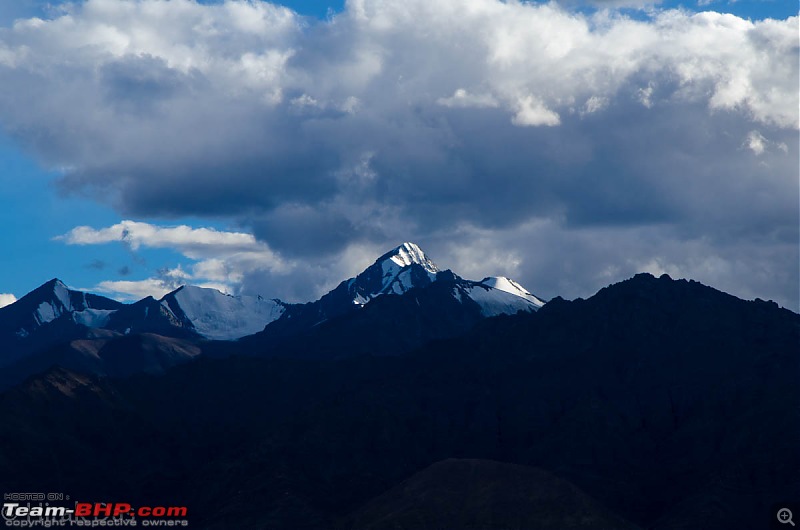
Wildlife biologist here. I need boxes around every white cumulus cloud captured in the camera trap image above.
[59,221,291,299]
[93,279,175,301]
[0,293,17,308]
[58,221,265,257]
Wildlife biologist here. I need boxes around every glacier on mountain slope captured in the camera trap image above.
[460,283,543,317]
[168,286,285,341]
[480,277,545,307]
[73,309,116,328]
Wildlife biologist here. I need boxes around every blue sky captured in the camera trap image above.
[0,0,345,21]
[0,0,797,309]
[3,0,796,24]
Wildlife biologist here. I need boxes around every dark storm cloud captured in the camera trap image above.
[1,0,797,308]
[100,54,190,114]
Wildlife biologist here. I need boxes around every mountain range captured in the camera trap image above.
[0,242,543,389]
[0,242,797,529]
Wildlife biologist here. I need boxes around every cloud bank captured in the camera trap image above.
[2,0,798,308]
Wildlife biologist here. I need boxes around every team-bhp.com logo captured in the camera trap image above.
[3,494,189,527]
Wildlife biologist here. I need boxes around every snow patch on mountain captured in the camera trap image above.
[388,242,439,273]
[479,277,545,307]
[462,284,541,317]
[393,269,416,294]
[374,258,433,300]
[73,309,116,328]
[368,242,439,302]
[169,285,285,340]
[53,280,72,309]
[447,277,544,317]
[35,301,61,324]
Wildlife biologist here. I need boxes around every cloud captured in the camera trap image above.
[0,293,17,308]
[59,220,291,299]
[93,278,175,301]
[90,264,240,301]
[429,220,798,310]
[744,130,767,155]
[2,0,798,309]
[558,0,664,7]
[511,95,561,127]
[58,220,265,256]
[437,89,499,109]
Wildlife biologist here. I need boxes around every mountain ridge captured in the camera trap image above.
[0,270,795,529]
[0,242,545,388]
[0,243,543,343]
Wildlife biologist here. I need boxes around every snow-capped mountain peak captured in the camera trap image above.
[11,278,122,328]
[385,242,439,274]
[279,242,446,331]
[348,242,440,306]
[0,279,124,365]
[34,280,116,328]
[310,243,545,322]
[35,279,73,325]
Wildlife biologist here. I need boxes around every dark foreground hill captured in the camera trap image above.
[348,458,641,530]
[0,273,797,529]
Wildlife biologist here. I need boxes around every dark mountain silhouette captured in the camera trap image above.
[348,459,640,530]
[239,270,530,358]
[0,332,203,390]
[0,273,796,529]
[105,295,197,337]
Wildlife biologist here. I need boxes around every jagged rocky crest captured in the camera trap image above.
[1,242,542,346]
[0,242,544,387]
